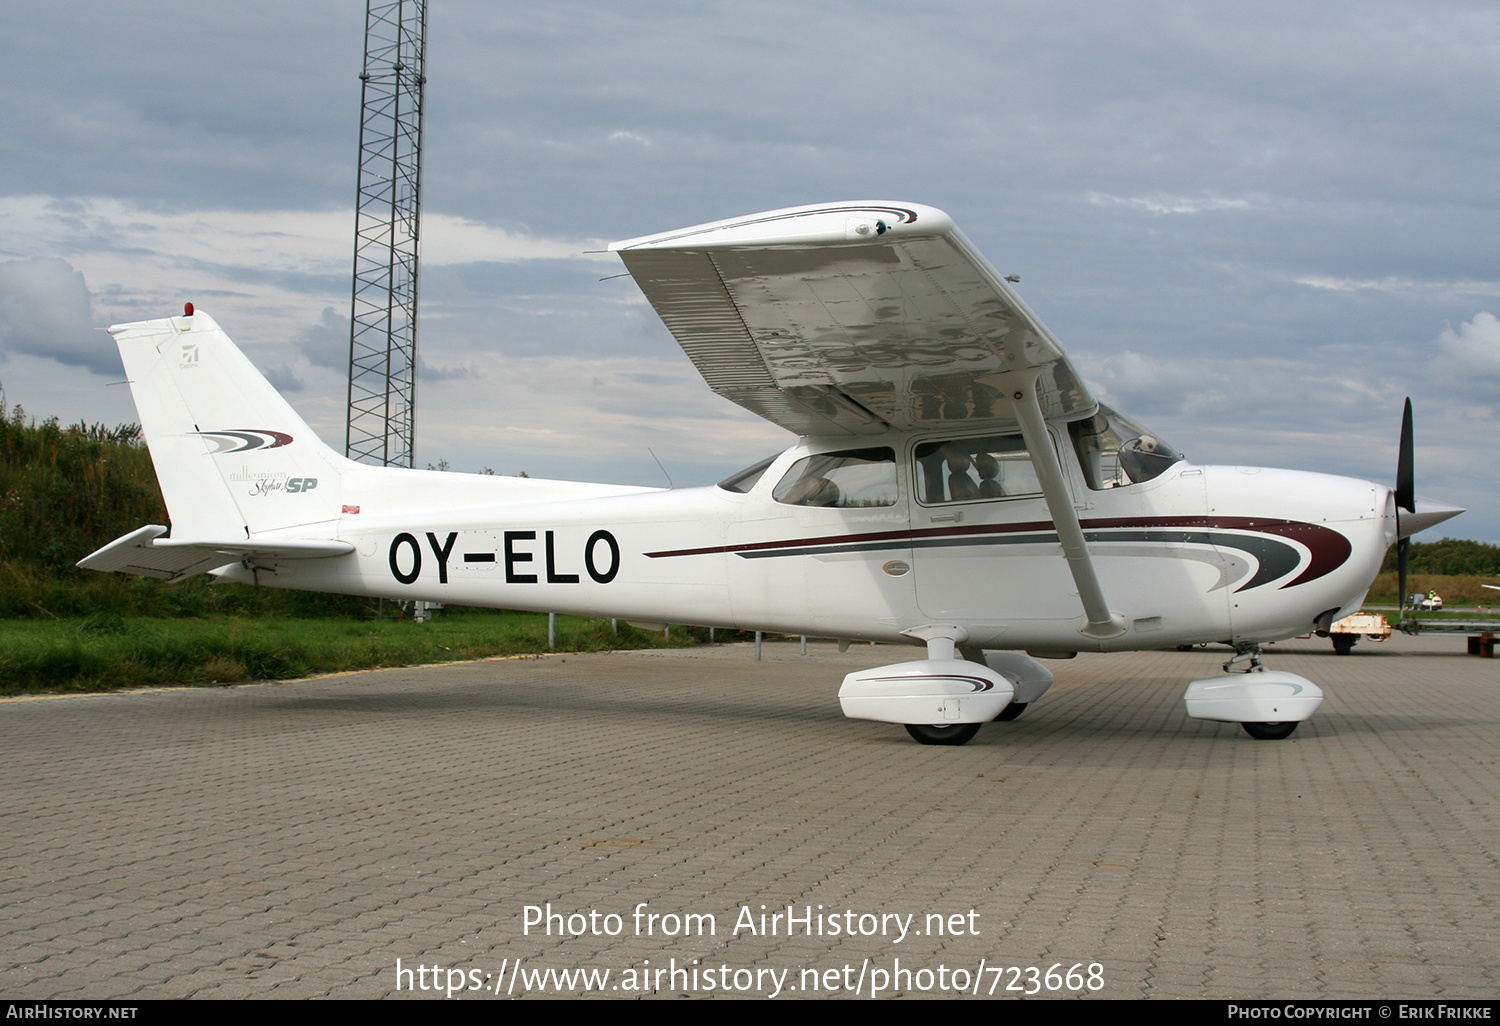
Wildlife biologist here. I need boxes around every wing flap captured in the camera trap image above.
[621,249,887,435]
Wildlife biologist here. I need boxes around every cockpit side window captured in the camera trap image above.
[1069,405,1183,489]
[772,447,897,508]
[717,453,779,494]
[913,435,1041,504]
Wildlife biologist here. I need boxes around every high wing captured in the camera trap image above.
[610,201,1097,437]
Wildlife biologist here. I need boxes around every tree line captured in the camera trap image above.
[1379,537,1500,577]
[0,394,364,619]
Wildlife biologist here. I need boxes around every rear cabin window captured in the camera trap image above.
[772,448,897,508]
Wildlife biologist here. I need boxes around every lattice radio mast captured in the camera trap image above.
[345,0,428,467]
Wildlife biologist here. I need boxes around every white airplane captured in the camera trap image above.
[80,202,1463,744]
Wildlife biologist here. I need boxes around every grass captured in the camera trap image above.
[0,612,712,696]
[1363,573,1500,607]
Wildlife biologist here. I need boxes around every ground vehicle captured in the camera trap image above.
[1326,612,1391,655]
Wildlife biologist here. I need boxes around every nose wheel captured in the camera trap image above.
[1241,721,1299,740]
[1229,644,1300,739]
[1185,643,1322,740]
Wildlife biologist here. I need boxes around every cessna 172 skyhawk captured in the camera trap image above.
[80,202,1461,745]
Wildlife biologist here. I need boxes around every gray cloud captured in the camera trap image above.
[296,305,477,381]
[1435,311,1500,377]
[260,363,306,394]
[0,258,116,376]
[296,307,349,372]
[417,359,478,382]
[1432,311,1500,405]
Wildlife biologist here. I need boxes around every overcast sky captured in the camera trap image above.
[3,1,1497,542]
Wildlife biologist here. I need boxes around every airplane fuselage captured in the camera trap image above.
[222,429,1392,654]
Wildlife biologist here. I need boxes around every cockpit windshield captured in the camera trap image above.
[1069,404,1183,489]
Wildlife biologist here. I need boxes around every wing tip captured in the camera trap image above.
[610,201,954,252]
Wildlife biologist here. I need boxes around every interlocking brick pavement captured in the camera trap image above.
[0,634,1495,999]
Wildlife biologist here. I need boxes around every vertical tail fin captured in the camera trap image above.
[111,309,350,540]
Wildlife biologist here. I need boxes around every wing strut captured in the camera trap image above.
[1009,373,1128,640]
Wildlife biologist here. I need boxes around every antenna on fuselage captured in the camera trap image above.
[647,448,675,490]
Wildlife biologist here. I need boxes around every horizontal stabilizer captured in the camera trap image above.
[78,525,353,583]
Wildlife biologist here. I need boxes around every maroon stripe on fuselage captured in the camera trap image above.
[643,515,1353,589]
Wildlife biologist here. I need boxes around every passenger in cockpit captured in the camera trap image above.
[945,447,981,502]
[974,452,1003,498]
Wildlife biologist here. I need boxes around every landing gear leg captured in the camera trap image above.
[1222,644,1264,674]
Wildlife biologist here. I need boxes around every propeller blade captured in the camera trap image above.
[1396,397,1415,515]
[1398,536,1410,618]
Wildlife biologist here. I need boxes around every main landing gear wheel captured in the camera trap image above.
[993,703,1028,721]
[905,723,982,746]
[1241,721,1299,740]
